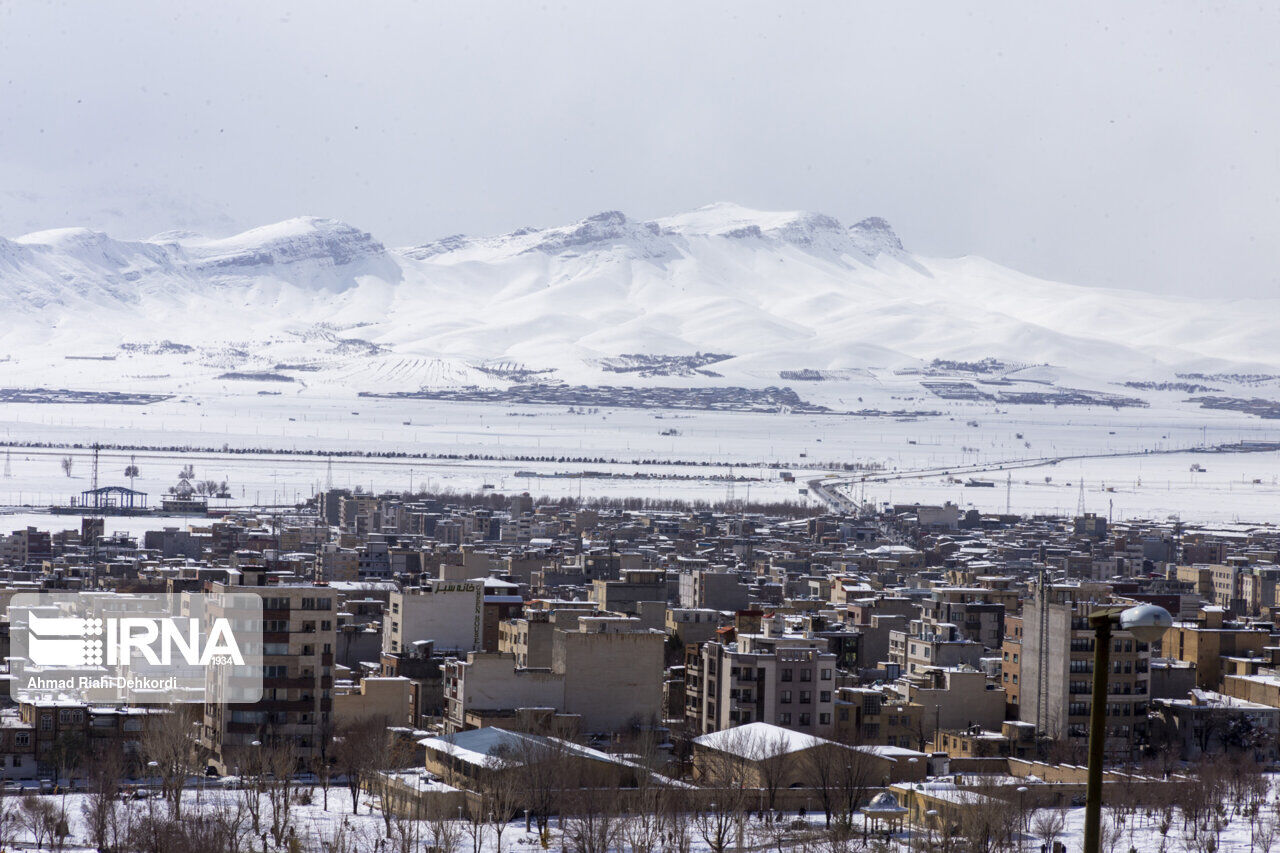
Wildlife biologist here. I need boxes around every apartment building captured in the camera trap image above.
[443,616,664,734]
[678,569,749,611]
[383,580,484,656]
[919,587,1008,649]
[888,619,983,675]
[834,686,925,749]
[1016,583,1153,757]
[686,618,838,737]
[201,581,336,771]
[893,667,1006,741]
[1160,606,1272,690]
[590,568,667,615]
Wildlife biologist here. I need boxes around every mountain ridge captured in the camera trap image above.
[0,203,1277,392]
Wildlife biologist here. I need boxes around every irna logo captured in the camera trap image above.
[28,613,245,668]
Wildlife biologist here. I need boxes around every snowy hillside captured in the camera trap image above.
[0,202,1277,409]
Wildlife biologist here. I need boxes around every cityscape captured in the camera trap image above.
[3,2,1279,851]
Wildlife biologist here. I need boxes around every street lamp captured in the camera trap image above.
[1015,785,1028,851]
[1082,603,1171,853]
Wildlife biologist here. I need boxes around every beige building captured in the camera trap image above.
[687,617,838,737]
[893,667,1006,742]
[443,616,664,734]
[834,687,926,749]
[333,676,413,725]
[201,581,337,771]
[1160,606,1271,690]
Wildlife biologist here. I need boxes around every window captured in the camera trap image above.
[15,733,29,747]
[820,668,832,680]
[799,713,812,726]
[780,690,792,704]
[780,669,793,682]
[39,716,52,732]
[779,713,792,725]
[799,669,812,682]
[820,691,831,703]
[820,712,831,725]
[800,691,812,704]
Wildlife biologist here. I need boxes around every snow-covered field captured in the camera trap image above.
[3,387,1280,525]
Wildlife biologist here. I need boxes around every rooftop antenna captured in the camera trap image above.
[2,449,10,479]
[1076,479,1086,516]
[1005,471,1012,515]
[325,455,334,491]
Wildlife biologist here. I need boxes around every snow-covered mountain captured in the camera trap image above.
[0,202,1276,400]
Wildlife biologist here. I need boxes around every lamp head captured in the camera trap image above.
[1119,603,1173,644]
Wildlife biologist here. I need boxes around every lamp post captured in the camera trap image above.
[1082,603,1171,853]
[1015,785,1028,851]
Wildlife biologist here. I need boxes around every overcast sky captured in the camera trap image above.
[1,1,1277,297]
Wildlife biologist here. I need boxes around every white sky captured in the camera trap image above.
[1,1,1277,297]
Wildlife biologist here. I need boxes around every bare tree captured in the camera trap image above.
[479,753,523,853]
[1031,809,1065,852]
[82,746,125,852]
[0,791,18,853]
[226,741,268,839]
[692,794,744,853]
[18,795,62,851]
[955,783,1017,853]
[311,715,336,810]
[141,706,200,820]
[562,761,626,853]
[492,730,574,834]
[1253,810,1280,853]
[261,738,299,847]
[802,739,865,827]
[748,729,795,813]
[363,729,420,841]
[60,456,73,478]
[425,797,465,853]
[333,716,383,814]
[690,729,755,852]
